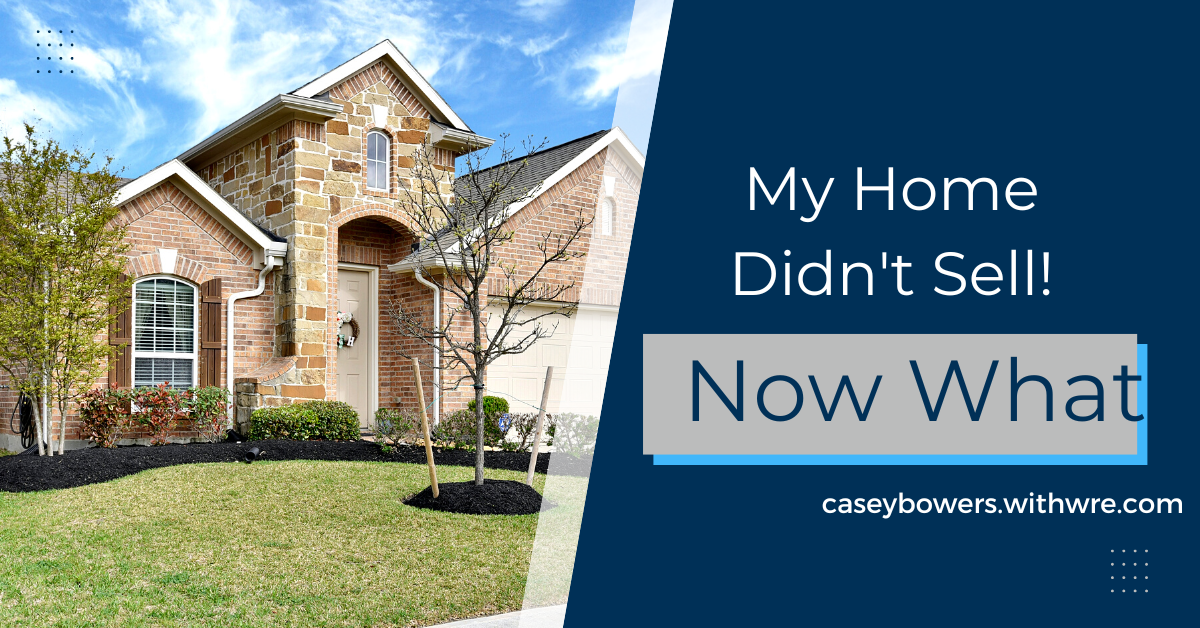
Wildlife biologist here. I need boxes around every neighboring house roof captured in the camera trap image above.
[390,127,645,272]
[113,159,288,267]
[453,129,610,209]
[292,40,472,133]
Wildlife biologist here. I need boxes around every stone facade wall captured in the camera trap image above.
[194,116,329,399]
[315,63,461,416]
[180,61,462,423]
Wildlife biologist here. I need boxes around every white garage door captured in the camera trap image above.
[484,304,617,419]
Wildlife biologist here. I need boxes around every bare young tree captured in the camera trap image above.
[387,136,593,485]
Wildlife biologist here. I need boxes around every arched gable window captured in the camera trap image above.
[600,198,614,236]
[366,130,390,191]
[132,277,197,389]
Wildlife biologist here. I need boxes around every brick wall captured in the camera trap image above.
[484,146,640,308]
[0,180,277,449]
[486,148,608,305]
[582,148,642,306]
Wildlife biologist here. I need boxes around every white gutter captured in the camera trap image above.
[428,121,494,152]
[412,269,441,425]
[226,256,282,423]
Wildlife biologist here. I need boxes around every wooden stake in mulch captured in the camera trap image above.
[526,365,555,486]
[412,357,439,498]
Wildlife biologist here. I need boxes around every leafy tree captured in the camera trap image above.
[0,124,130,455]
[388,136,592,485]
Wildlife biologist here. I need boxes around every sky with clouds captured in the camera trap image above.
[0,0,665,177]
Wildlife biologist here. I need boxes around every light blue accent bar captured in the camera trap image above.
[653,344,1148,466]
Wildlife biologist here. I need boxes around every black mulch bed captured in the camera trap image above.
[404,479,554,515]
[0,440,590,493]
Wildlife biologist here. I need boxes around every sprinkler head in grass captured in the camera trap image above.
[243,446,261,463]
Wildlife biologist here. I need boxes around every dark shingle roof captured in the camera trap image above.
[397,129,610,268]
[453,129,609,207]
[254,222,286,243]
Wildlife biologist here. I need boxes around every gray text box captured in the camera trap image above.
[642,334,1139,455]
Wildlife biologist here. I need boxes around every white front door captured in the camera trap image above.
[337,268,373,428]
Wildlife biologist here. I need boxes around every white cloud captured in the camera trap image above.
[9,4,150,150]
[573,0,671,104]
[515,0,569,21]
[122,0,475,151]
[0,79,77,141]
[520,31,570,57]
[318,0,457,78]
[125,0,339,148]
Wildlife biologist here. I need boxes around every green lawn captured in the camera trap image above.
[0,460,583,627]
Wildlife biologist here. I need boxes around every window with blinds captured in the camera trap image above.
[133,277,197,389]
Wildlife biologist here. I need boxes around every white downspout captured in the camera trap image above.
[413,269,441,424]
[226,256,280,424]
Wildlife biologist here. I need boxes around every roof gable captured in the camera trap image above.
[291,40,470,132]
[391,127,645,271]
[114,160,287,268]
[326,60,430,119]
[501,127,644,219]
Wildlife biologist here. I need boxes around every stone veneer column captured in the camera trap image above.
[276,137,331,398]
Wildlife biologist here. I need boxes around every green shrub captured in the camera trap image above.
[552,412,599,458]
[301,400,361,441]
[436,409,479,451]
[373,407,421,445]
[467,395,509,416]
[185,386,229,443]
[247,405,320,441]
[509,412,557,453]
[436,405,531,451]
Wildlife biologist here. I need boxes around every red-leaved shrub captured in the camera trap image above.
[78,384,131,448]
[130,383,185,445]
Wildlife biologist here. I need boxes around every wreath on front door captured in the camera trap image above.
[336,310,359,348]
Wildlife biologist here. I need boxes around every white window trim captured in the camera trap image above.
[601,197,614,236]
[366,130,390,192]
[131,275,199,389]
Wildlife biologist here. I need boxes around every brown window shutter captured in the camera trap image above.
[199,277,223,388]
[108,273,132,388]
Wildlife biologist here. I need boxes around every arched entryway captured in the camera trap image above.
[331,214,434,428]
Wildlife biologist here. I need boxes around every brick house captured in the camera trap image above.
[0,40,643,450]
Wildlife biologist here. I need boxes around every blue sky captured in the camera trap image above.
[0,0,665,177]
